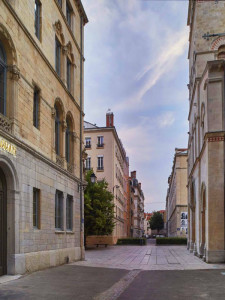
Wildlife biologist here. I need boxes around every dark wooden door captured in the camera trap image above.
[0,169,7,276]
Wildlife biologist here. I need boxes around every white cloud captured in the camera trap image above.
[158,112,175,128]
[115,27,189,111]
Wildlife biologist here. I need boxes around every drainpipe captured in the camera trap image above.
[80,15,84,260]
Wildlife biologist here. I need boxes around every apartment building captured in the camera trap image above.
[127,176,135,237]
[84,111,129,244]
[130,171,145,238]
[0,0,87,276]
[166,149,188,238]
[187,0,225,262]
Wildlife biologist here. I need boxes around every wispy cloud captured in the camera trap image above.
[115,27,189,111]
[83,0,189,212]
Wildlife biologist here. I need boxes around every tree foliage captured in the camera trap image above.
[84,170,115,237]
[149,211,164,233]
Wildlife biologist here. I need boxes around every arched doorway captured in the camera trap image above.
[0,167,7,275]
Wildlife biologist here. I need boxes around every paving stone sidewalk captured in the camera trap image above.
[73,241,225,271]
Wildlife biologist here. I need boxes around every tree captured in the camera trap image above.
[84,170,115,242]
[149,211,164,234]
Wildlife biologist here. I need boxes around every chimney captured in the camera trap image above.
[131,171,136,179]
[106,109,114,127]
[139,183,141,189]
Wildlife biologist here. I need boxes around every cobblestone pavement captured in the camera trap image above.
[74,240,225,271]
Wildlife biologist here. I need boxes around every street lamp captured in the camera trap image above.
[90,172,97,184]
[113,185,119,193]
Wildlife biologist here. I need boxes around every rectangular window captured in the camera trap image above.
[85,157,91,170]
[85,137,91,148]
[66,195,73,231]
[97,136,104,147]
[33,87,40,129]
[66,1,73,28]
[33,188,40,228]
[35,0,41,40]
[67,57,71,92]
[55,190,63,230]
[97,156,104,170]
[57,0,62,7]
[55,37,61,76]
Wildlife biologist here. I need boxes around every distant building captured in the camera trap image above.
[130,171,145,237]
[127,177,135,237]
[84,111,129,243]
[166,148,188,238]
[145,211,166,236]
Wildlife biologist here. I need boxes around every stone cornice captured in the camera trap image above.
[74,0,88,25]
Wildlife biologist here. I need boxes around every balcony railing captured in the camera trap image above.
[85,166,91,171]
[97,143,104,148]
[85,144,91,149]
[97,166,104,171]
[0,113,11,133]
[67,163,73,174]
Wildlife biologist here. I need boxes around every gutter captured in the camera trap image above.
[80,15,84,260]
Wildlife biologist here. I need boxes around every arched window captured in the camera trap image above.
[65,115,73,164]
[55,104,62,155]
[0,42,7,115]
[218,45,225,59]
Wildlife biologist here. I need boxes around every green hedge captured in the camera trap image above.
[156,237,187,245]
[117,238,147,246]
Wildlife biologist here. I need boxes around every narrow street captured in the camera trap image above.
[0,242,225,300]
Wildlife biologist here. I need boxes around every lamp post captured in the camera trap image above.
[90,172,97,184]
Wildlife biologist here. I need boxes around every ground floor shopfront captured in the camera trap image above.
[0,133,83,276]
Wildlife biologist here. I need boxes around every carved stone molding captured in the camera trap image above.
[56,155,64,168]
[62,46,68,55]
[54,20,62,36]
[53,20,65,44]
[0,113,11,133]
[62,120,67,131]
[51,108,56,119]
[9,65,20,81]
[72,132,77,142]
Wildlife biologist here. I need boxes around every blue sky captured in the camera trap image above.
[82,0,189,213]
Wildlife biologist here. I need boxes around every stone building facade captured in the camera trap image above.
[166,149,188,238]
[187,0,225,262]
[0,0,87,276]
[84,111,129,244]
[130,171,145,238]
